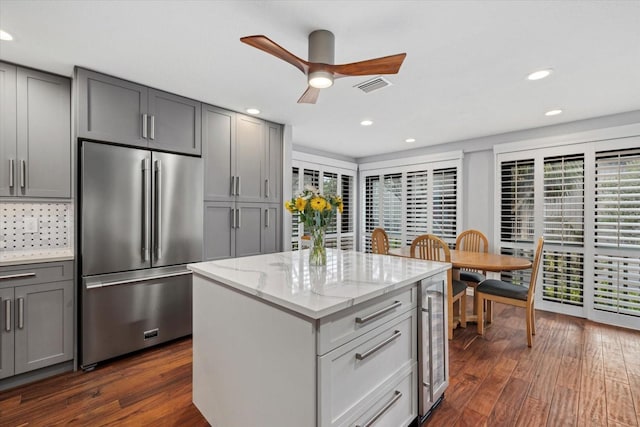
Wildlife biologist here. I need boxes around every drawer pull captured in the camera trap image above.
[4,300,10,332]
[356,390,402,427]
[355,301,402,325]
[0,272,36,281]
[355,330,401,361]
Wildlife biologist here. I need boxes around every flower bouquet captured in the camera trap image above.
[285,185,343,266]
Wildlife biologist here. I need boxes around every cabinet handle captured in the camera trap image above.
[355,330,402,361]
[230,176,236,196]
[237,208,241,229]
[265,209,270,228]
[236,176,241,196]
[4,299,10,332]
[231,208,236,228]
[355,301,402,325]
[150,115,155,140]
[427,295,435,402]
[18,297,24,329]
[142,114,148,138]
[9,159,15,189]
[0,272,36,281]
[20,160,26,189]
[356,390,402,427]
[265,179,269,198]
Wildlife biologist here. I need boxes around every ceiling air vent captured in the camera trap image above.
[354,76,392,93]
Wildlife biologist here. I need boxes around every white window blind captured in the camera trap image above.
[501,159,535,243]
[291,167,300,250]
[542,154,585,307]
[432,168,457,240]
[593,148,640,318]
[364,175,380,252]
[323,172,338,236]
[382,173,403,247]
[340,175,355,250]
[406,170,429,245]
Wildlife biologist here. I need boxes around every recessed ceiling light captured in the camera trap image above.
[545,109,563,116]
[360,120,373,126]
[0,30,13,41]
[527,69,553,81]
[405,138,416,143]
[246,108,260,115]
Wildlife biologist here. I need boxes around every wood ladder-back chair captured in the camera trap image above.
[410,234,467,340]
[455,229,489,287]
[371,228,390,255]
[476,237,544,347]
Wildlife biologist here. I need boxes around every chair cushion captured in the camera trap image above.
[452,279,468,297]
[476,279,528,301]
[460,270,485,283]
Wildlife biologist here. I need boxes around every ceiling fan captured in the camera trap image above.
[240,30,406,104]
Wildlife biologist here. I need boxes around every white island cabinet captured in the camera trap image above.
[187,249,449,427]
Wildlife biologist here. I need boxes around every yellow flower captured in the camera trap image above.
[295,197,307,211]
[310,197,326,211]
[284,200,294,212]
[325,202,332,211]
[338,202,344,213]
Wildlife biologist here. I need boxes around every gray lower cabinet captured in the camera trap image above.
[1,62,71,198]
[204,202,281,260]
[0,261,74,381]
[76,68,201,155]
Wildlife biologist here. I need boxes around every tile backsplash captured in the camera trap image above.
[0,202,73,252]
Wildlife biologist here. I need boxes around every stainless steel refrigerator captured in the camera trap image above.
[79,141,202,368]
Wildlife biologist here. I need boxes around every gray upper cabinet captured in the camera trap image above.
[1,62,71,198]
[0,63,17,197]
[265,122,282,203]
[203,105,235,201]
[235,114,265,202]
[77,68,201,155]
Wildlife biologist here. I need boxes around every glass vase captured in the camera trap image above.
[309,226,327,266]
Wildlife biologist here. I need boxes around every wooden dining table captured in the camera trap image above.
[388,247,532,322]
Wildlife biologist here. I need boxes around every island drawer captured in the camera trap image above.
[0,261,73,289]
[317,285,416,355]
[344,364,417,427]
[317,310,417,427]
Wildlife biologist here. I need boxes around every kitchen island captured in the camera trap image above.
[187,249,449,427]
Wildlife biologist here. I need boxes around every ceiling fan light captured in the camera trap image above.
[308,71,333,89]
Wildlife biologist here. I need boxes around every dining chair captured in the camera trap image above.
[455,229,489,286]
[476,237,544,347]
[371,228,390,255]
[411,234,467,340]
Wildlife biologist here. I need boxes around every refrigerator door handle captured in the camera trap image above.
[154,159,162,260]
[85,271,192,289]
[142,158,150,262]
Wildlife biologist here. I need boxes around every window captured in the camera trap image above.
[501,159,535,243]
[291,156,357,251]
[360,155,462,252]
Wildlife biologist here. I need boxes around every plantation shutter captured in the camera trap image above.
[383,173,403,247]
[432,167,457,241]
[593,148,640,317]
[542,155,585,307]
[406,170,429,245]
[340,174,355,250]
[501,159,535,243]
[364,175,381,252]
[291,167,300,250]
[323,172,338,243]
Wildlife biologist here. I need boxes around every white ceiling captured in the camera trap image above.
[1,0,639,158]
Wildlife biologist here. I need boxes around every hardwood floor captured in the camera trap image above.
[0,305,638,426]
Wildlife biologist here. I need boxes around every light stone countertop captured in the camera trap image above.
[0,249,74,267]
[188,249,450,319]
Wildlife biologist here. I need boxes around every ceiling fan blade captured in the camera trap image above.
[330,53,407,77]
[297,86,321,104]
[240,35,310,74]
